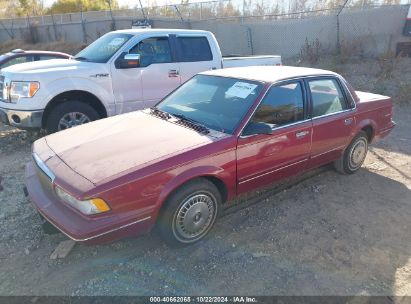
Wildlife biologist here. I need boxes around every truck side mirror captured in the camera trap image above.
[115,53,140,69]
[242,121,272,136]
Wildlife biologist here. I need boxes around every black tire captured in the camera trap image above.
[334,131,368,175]
[157,178,221,247]
[45,100,100,134]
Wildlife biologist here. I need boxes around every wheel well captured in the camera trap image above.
[42,91,107,128]
[361,125,374,143]
[202,176,228,204]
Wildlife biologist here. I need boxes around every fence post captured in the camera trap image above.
[200,2,202,20]
[336,0,349,55]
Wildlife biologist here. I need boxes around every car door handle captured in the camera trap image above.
[296,130,310,139]
[344,118,353,125]
[168,70,179,77]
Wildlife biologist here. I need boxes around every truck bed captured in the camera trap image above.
[222,55,282,68]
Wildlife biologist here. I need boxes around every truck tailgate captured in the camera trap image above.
[222,55,282,68]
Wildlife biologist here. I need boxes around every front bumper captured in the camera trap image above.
[0,107,43,129]
[25,161,154,245]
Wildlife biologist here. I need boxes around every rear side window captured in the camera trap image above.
[308,78,347,117]
[177,36,213,62]
[252,82,304,128]
[37,55,66,60]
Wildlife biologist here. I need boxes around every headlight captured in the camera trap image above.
[55,186,110,215]
[9,81,39,103]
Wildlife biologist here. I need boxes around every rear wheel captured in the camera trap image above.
[45,101,100,133]
[334,131,368,174]
[157,178,221,247]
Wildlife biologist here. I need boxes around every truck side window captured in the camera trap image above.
[130,37,172,67]
[177,36,213,62]
[252,82,304,128]
[308,78,347,117]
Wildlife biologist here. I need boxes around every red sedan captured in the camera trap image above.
[25,66,395,246]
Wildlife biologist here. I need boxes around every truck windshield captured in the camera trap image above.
[74,33,133,63]
[157,75,264,134]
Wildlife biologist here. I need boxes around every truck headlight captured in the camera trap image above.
[55,186,110,215]
[9,81,39,102]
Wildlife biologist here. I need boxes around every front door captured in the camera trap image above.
[111,35,181,113]
[306,77,356,169]
[236,80,312,194]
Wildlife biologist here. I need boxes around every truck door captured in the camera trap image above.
[111,35,181,113]
[174,35,220,84]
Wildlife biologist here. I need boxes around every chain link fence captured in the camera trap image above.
[0,0,410,59]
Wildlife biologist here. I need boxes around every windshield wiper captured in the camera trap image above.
[149,107,171,120]
[170,113,210,135]
[74,56,90,62]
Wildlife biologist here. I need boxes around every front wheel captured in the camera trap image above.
[45,101,100,133]
[334,131,368,174]
[157,179,221,247]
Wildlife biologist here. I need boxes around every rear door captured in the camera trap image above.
[306,77,356,169]
[236,80,312,194]
[174,35,220,83]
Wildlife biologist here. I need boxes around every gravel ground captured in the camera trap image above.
[0,58,410,296]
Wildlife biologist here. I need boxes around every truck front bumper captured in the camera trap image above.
[0,107,43,129]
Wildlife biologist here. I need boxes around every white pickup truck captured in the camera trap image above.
[0,29,281,133]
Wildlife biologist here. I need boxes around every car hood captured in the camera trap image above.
[1,59,106,79]
[43,111,222,185]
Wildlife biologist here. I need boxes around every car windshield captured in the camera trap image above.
[157,75,264,134]
[74,33,132,63]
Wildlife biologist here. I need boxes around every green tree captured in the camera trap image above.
[47,0,119,14]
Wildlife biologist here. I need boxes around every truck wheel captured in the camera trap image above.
[45,101,100,133]
[157,178,221,247]
[334,131,368,175]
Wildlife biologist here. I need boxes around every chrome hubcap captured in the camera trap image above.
[58,112,90,130]
[349,138,367,170]
[174,193,217,242]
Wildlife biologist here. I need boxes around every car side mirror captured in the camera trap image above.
[242,122,272,136]
[115,52,140,69]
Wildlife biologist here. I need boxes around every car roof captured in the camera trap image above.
[3,50,70,57]
[200,66,339,83]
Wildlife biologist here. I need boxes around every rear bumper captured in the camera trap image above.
[0,107,43,129]
[376,120,396,140]
[25,161,154,245]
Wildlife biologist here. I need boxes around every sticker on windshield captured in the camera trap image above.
[108,37,126,47]
[225,82,258,99]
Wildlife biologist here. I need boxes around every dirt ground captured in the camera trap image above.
[0,57,410,296]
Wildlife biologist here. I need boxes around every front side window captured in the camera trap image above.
[177,36,213,62]
[251,82,304,128]
[130,37,172,67]
[309,78,347,117]
[157,75,263,134]
[74,33,132,63]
